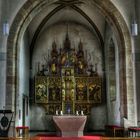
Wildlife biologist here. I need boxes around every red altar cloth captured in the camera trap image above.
[53,115,87,137]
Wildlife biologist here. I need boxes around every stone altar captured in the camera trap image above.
[53,115,87,137]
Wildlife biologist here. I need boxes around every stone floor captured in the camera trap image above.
[0,131,139,140]
[0,137,140,140]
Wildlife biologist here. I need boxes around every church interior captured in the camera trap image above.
[0,0,140,139]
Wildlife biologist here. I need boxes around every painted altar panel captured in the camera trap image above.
[48,77,62,103]
[75,77,87,101]
[75,103,93,115]
[35,76,48,103]
[88,77,101,103]
[35,76,102,114]
[47,104,62,115]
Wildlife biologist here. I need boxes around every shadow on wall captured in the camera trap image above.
[87,105,107,131]
[30,105,56,131]
[30,104,106,131]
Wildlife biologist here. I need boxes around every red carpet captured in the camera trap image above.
[31,134,101,140]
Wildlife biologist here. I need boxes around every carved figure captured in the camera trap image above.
[36,84,47,101]
[88,65,95,76]
[77,41,86,74]
[89,84,100,101]
[51,41,58,59]
[76,83,87,100]
[49,87,61,101]
[51,63,57,74]
[64,33,71,51]
[49,105,54,114]
[50,41,58,74]
[60,51,67,66]
[77,61,84,73]
[77,41,84,60]
[69,49,77,65]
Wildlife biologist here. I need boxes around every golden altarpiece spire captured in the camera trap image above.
[35,34,101,115]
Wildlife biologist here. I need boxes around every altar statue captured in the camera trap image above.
[51,63,57,74]
[50,41,58,74]
[77,41,84,60]
[60,51,67,66]
[76,41,87,74]
[51,41,58,60]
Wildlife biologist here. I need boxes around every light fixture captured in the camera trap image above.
[3,21,9,36]
[131,0,138,36]
[131,22,138,36]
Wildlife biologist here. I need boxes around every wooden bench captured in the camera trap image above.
[128,127,140,137]
[15,126,29,138]
[105,125,125,137]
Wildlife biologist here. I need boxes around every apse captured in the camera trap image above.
[17,0,122,131]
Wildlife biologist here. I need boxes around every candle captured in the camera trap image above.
[81,111,83,115]
[60,110,63,115]
[76,111,79,115]
[56,110,58,115]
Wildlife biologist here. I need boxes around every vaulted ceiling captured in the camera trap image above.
[27,0,106,52]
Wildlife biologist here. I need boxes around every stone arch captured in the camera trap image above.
[6,0,136,125]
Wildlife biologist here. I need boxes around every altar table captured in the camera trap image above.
[53,115,87,137]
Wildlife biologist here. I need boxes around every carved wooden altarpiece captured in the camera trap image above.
[35,34,102,115]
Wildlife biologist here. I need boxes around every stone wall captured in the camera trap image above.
[17,30,30,126]
[104,23,121,125]
[135,0,140,124]
[0,0,26,109]
[111,0,135,35]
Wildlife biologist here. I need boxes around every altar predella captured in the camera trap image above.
[35,33,102,115]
